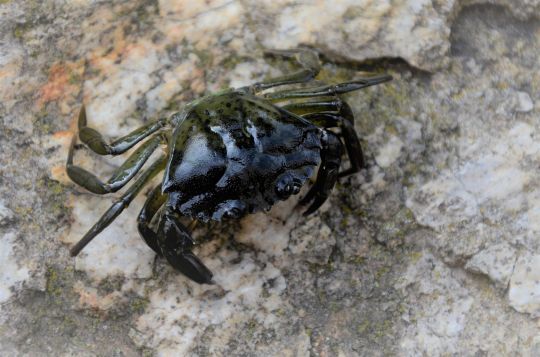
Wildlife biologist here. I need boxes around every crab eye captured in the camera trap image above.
[283,185,293,197]
[223,200,247,219]
[275,181,292,199]
[224,207,242,219]
[291,180,302,194]
[275,175,302,199]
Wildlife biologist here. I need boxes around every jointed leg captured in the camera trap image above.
[77,105,167,155]
[329,102,365,177]
[302,103,366,176]
[67,133,165,194]
[137,185,167,255]
[70,155,167,257]
[300,130,343,215]
[284,98,366,176]
[264,75,392,101]
[271,72,391,175]
[282,99,341,115]
[249,48,321,93]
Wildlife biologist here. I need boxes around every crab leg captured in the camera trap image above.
[264,75,392,101]
[300,130,343,215]
[249,48,321,92]
[77,105,167,155]
[282,98,366,176]
[137,185,167,255]
[281,99,341,115]
[302,102,366,176]
[304,112,365,176]
[69,155,166,257]
[67,133,165,194]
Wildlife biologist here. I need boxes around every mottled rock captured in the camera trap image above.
[130,243,290,356]
[0,232,30,305]
[509,252,540,317]
[374,135,404,168]
[289,216,336,265]
[516,91,534,112]
[250,0,454,71]
[398,252,474,356]
[0,200,14,225]
[465,242,517,288]
[61,195,156,281]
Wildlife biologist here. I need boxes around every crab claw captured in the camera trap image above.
[157,208,214,284]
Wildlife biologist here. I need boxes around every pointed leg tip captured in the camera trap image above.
[69,246,80,257]
[192,272,214,285]
[365,74,393,86]
[302,204,319,216]
[78,104,87,127]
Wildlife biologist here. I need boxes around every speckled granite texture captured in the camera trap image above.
[1,0,540,356]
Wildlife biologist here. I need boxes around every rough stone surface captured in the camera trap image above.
[509,252,540,317]
[465,242,517,288]
[2,0,540,356]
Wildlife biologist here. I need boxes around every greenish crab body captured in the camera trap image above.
[163,91,322,221]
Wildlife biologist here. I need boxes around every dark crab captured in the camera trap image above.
[66,48,391,284]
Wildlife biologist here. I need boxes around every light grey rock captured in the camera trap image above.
[248,0,454,72]
[0,201,14,225]
[289,216,336,265]
[0,232,30,305]
[397,252,474,356]
[516,91,534,112]
[509,252,540,317]
[375,135,404,168]
[465,242,518,288]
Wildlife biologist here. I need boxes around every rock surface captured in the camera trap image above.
[1,0,540,355]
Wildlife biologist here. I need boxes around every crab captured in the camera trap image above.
[66,48,391,284]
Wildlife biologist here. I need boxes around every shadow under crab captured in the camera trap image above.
[66,48,392,284]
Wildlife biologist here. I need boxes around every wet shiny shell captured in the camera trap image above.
[162,91,322,221]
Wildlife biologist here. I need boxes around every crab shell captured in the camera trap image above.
[162,91,322,222]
